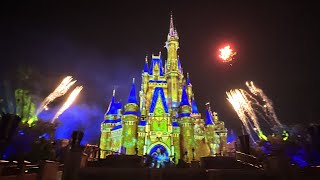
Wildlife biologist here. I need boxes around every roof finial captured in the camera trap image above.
[112,88,116,96]
[145,54,148,63]
[159,51,162,56]
[169,12,175,36]
[132,78,135,84]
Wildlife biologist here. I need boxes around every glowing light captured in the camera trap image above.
[51,86,83,123]
[282,130,289,141]
[219,45,236,63]
[36,76,76,115]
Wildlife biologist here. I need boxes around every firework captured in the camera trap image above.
[226,81,282,142]
[36,76,76,115]
[245,81,283,128]
[51,86,83,123]
[226,89,260,143]
[219,45,237,63]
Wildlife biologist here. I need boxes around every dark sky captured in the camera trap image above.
[1,1,318,135]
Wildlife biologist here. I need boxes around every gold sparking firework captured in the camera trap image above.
[226,89,260,143]
[227,81,282,142]
[245,81,283,128]
[36,76,76,115]
[51,86,83,123]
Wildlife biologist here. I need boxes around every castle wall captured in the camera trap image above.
[121,119,138,155]
[137,126,145,155]
[179,118,194,162]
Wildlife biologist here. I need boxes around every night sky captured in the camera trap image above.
[1,1,318,140]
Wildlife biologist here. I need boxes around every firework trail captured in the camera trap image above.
[246,81,283,128]
[36,76,76,115]
[51,86,83,123]
[226,82,279,142]
[226,89,261,143]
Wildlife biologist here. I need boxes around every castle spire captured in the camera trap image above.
[179,85,190,107]
[191,98,199,114]
[106,89,117,115]
[144,55,148,73]
[186,72,191,85]
[178,55,182,73]
[127,78,138,104]
[169,12,174,36]
[205,102,214,125]
[168,12,178,39]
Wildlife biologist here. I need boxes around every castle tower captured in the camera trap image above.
[213,111,228,156]
[121,78,140,155]
[204,102,220,156]
[165,14,182,109]
[192,98,210,158]
[100,90,122,158]
[178,85,194,162]
[140,55,149,117]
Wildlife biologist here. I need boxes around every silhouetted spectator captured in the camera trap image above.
[176,158,188,168]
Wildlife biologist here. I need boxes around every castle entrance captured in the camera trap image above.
[148,143,170,168]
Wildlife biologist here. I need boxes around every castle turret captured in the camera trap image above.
[149,54,164,78]
[100,90,122,158]
[140,55,149,117]
[178,85,194,162]
[191,97,201,118]
[165,14,181,109]
[212,111,228,156]
[137,118,147,156]
[205,102,220,156]
[121,78,140,155]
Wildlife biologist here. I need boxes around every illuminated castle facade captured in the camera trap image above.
[100,16,227,163]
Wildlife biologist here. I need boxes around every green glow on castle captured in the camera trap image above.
[100,15,227,163]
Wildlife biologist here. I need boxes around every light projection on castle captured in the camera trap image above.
[99,15,228,163]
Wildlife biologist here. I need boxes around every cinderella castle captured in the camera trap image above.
[100,15,227,163]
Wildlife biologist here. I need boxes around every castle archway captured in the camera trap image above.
[147,142,171,164]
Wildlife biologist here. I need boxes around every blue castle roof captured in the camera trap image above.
[138,120,146,126]
[191,98,199,114]
[115,101,122,110]
[149,87,169,113]
[178,58,182,72]
[149,55,164,76]
[112,124,122,131]
[127,79,138,104]
[106,93,118,115]
[123,111,141,116]
[103,119,121,124]
[144,59,148,73]
[172,121,179,127]
[178,113,191,118]
[105,90,122,119]
[205,109,214,125]
[179,85,190,107]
